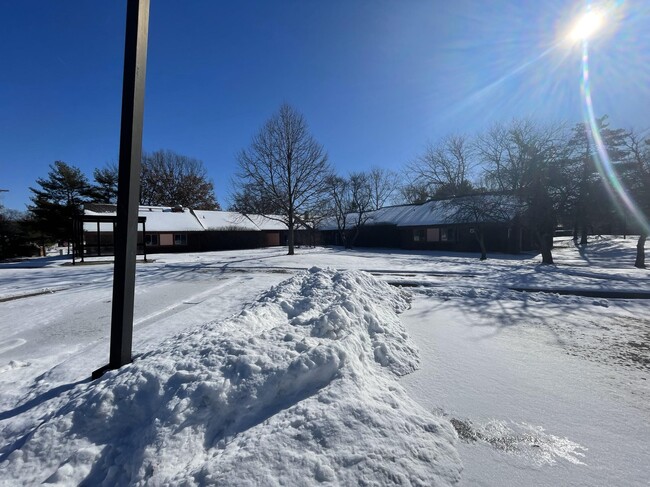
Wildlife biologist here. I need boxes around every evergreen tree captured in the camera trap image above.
[0,207,37,259]
[28,161,93,245]
[565,116,628,244]
[622,130,650,268]
[93,163,119,204]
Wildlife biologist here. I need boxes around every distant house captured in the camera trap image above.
[75,204,290,258]
[319,195,534,254]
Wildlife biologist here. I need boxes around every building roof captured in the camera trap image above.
[82,195,517,234]
[244,214,288,231]
[84,206,204,233]
[319,194,519,230]
[138,207,206,232]
[193,210,260,231]
[82,205,289,233]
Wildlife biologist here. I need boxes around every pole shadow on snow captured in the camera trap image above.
[0,378,91,464]
[0,378,90,422]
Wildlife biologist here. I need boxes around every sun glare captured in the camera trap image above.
[569,11,604,41]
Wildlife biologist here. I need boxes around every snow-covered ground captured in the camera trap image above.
[1,237,648,485]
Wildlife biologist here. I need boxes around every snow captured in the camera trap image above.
[193,210,261,231]
[84,206,205,233]
[319,195,518,230]
[400,291,649,485]
[0,268,460,485]
[244,214,288,231]
[1,235,649,485]
[83,206,288,234]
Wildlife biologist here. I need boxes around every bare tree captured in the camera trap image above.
[325,175,351,247]
[326,172,374,249]
[398,179,430,205]
[140,150,220,209]
[235,104,331,255]
[444,193,515,260]
[229,182,283,215]
[406,134,475,199]
[347,173,374,247]
[368,166,399,210]
[476,120,566,264]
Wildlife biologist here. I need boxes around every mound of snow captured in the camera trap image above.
[1,268,461,486]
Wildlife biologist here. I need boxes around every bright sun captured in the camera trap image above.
[569,11,605,41]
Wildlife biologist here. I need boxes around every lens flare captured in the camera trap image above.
[580,40,650,234]
[570,11,604,41]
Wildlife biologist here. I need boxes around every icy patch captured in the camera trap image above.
[450,417,587,466]
[0,268,461,486]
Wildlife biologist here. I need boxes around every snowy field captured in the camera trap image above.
[0,237,648,485]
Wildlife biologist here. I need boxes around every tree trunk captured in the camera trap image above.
[580,227,588,245]
[344,226,355,249]
[475,231,487,260]
[287,213,295,255]
[635,234,647,268]
[348,226,361,249]
[536,231,554,264]
[338,228,347,248]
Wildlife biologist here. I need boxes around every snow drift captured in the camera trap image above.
[1,268,461,486]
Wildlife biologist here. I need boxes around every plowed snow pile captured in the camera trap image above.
[1,268,461,486]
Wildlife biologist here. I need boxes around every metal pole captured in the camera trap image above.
[94,0,150,378]
[143,220,147,262]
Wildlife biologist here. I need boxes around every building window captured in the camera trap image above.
[145,234,159,246]
[441,228,456,242]
[174,233,187,245]
[413,229,427,242]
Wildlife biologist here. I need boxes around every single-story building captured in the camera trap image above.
[76,195,535,259]
[318,195,535,254]
[75,204,291,258]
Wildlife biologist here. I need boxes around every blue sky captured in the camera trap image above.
[1,0,649,211]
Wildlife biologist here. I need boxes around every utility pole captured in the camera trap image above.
[93,0,150,379]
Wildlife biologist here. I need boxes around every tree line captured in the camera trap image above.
[231,105,649,266]
[397,117,650,267]
[2,104,648,267]
[0,150,219,258]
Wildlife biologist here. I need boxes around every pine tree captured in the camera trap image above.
[93,163,119,204]
[28,161,94,245]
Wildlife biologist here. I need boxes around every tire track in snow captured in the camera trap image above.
[0,339,27,355]
[132,279,235,329]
